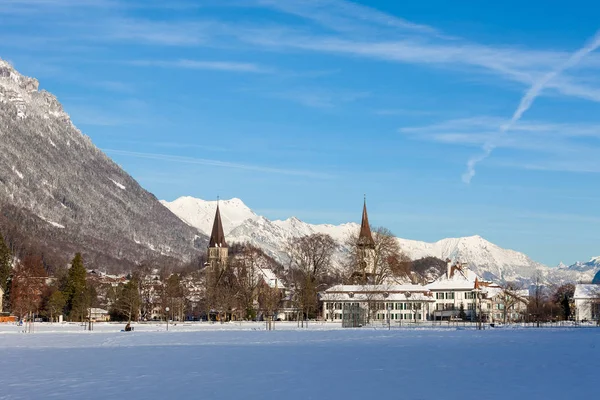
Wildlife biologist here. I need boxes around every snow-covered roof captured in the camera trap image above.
[574,284,600,299]
[89,308,109,315]
[325,284,428,293]
[426,264,483,291]
[321,284,435,302]
[257,268,286,289]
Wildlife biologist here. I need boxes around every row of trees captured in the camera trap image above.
[0,246,94,322]
[2,227,592,325]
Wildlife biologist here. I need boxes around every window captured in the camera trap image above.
[467,303,474,310]
[445,292,455,300]
[465,292,475,300]
[436,293,443,299]
[404,303,411,310]
[326,303,333,310]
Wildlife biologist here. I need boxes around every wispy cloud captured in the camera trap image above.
[128,59,272,73]
[102,149,334,179]
[255,0,440,36]
[401,116,600,150]
[269,88,369,108]
[401,116,600,174]
[463,30,600,183]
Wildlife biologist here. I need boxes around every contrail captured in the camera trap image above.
[462,30,600,183]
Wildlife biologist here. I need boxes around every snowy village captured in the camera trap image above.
[2,1,600,399]
[2,199,598,329]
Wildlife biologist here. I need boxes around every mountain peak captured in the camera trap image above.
[0,60,203,271]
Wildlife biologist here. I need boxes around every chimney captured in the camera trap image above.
[446,258,452,279]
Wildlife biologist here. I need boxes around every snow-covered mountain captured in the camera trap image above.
[559,256,600,273]
[160,197,357,267]
[0,59,204,271]
[162,196,593,284]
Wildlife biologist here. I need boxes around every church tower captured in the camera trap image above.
[357,197,376,282]
[207,202,228,270]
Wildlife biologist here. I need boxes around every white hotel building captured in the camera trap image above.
[320,200,529,325]
[321,260,529,324]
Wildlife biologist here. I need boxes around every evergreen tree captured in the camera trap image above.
[458,303,467,320]
[45,290,66,322]
[111,280,141,322]
[64,253,87,321]
[0,234,12,311]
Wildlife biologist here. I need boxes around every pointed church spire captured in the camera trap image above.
[209,202,227,248]
[357,196,375,247]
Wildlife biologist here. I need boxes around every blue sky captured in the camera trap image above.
[1,0,599,266]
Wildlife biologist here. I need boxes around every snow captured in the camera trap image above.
[0,323,599,399]
[38,215,65,229]
[161,196,590,285]
[11,165,23,179]
[257,267,285,289]
[426,265,481,290]
[109,178,126,190]
[574,284,600,299]
[161,196,257,234]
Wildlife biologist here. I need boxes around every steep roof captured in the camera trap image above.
[357,199,375,247]
[426,264,481,290]
[209,204,228,248]
[574,284,600,299]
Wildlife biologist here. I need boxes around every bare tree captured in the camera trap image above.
[258,281,283,329]
[287,233,337,320]
[230,245,263,320]
[162,274,187,321]
[345,227,409,284]
[497,282,522,323]
[9,255,47,320]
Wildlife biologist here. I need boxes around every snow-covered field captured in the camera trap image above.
[1,323,599,399]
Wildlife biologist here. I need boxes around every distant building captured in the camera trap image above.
[0,286,4,312]
[321,284,436,325]
[355,198,377,283]
[89,308,110,322]
[426,261,492,321]
[574,284,600,322]
[207,202,228,271]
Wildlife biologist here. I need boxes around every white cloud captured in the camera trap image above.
[129,59,271,73]
[102,149,334,179]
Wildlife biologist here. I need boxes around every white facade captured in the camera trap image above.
[426,261,488,321]
[0,286,3,312]
[321,284,436,323]
[322,261,529,323]
[574,284,600,322]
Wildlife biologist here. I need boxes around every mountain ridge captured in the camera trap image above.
[162,196,598,284]
[0,59,205,271]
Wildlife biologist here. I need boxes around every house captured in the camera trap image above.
[89,308,110,322]
[574,284,600,322]
[485,286,529,323]
[320,284,436,325]
[425,261,491,321]
[0,285,3,312]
